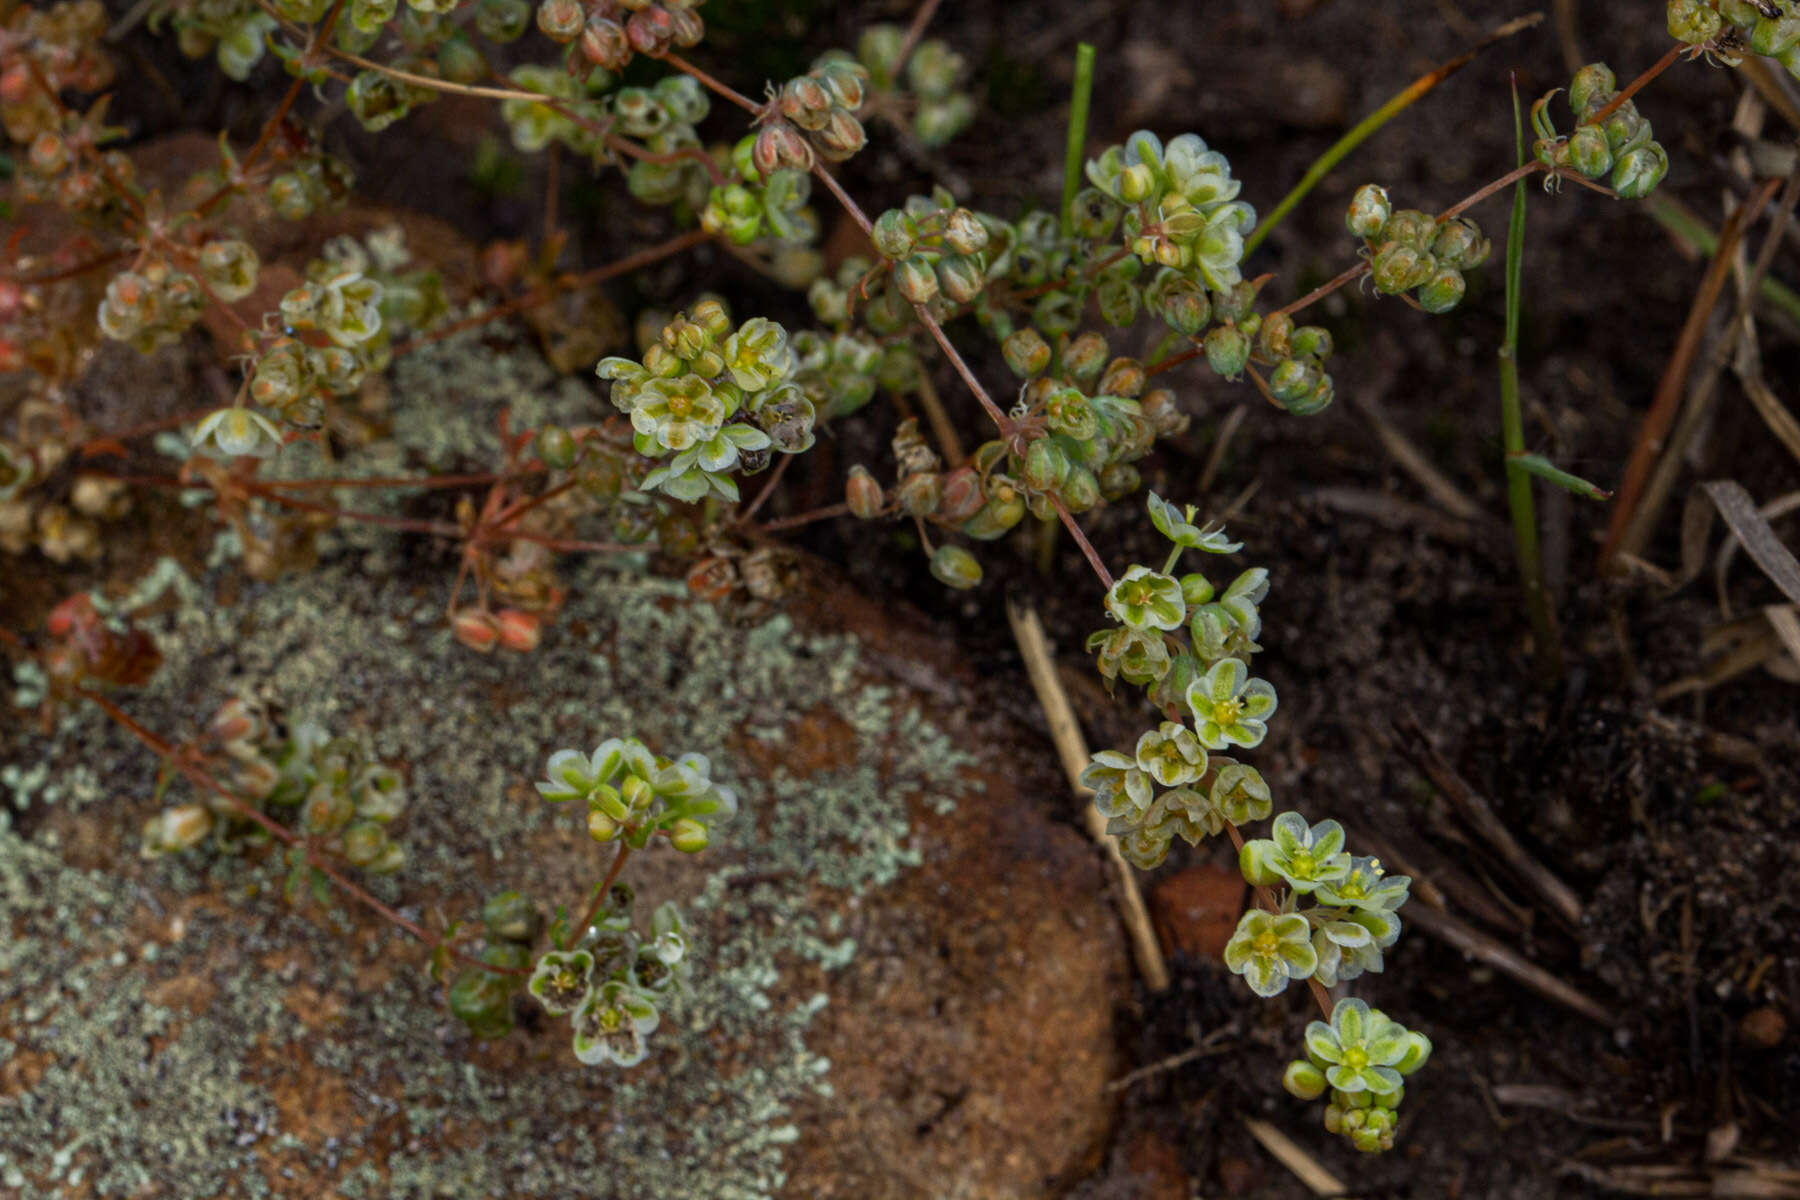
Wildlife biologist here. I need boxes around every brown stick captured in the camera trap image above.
[1599,178,1781,572]
[1392,714,1584,928]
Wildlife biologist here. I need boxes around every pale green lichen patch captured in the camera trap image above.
[1,534,976,1196]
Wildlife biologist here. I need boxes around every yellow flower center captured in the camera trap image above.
[1253,930,1280,959]
[1211,698,1242,727]
[599,1007,623,1032]
[1344,1047,1369,1070]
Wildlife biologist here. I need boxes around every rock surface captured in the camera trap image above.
[1,309,1127,1198]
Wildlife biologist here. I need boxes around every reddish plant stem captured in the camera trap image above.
[78,686,523,976]
[1052,495,1113,591]
[757,501,849,532]
[257,470,521,491]
[391,228,710,357]
[895,0,947,75]
[8,247,132,286]
[1582,43,1684,128]
[657,51,759,113]
[573,843,633,939]
[738,452,793,524]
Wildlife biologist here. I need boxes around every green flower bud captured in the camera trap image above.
[1097,279,1140,327]
[1117,162,1156,204]
[267,172,316,221]
[929,544,983,589]
[1268,357,1320,404]
[962,479,1026,539]
[894,255,939,304]
[897,471,943,516]
[199,239,260,303]
[482,890,541,942]
[342,821,388,867]
[814,110,868,162]
[1063,332,1109,382]
[1098,357,1145,399]
[1003,328,1051,377]
[1062,466,1101,512]
[1429,216,1491,270]
[448,968,514,1039]
[1285,1060,1328,1100]
[1566,124,1612,180]
[1346,183,1391,240]
[1286,374,1335,416]
[476,0,530,42]
[1669,0,1722,44]
[1290,325,1334,361]
[535,424,577,470]
[588,809,621,842]
[1211,278,1263,324]
[1568,62,1616,116]
[1022,438,1070,491]
[1370,243,1436,294]
[1257,311,1294,360]
[1416,266,1466,314]
[1611,140,1668,199]
[1150,272,1211,336]
[846,465,885,518]
[1069,188,1121,239]
[536,0,584,42]
[937,253,986,304]
[1381,208,1437,251]
[872,209,919,259]
[1097,462,1139,502]
[907,38,964,98]
[1203,325,1250,380]
[1031,291,1082,336]
[944,208,988,255]
[669,816,709,853]
[858,23,905,85]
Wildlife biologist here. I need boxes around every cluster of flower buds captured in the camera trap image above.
[535,735,738,854]
[1283,999,1432,1154]
[1085,130,1256,293]
[10,103,134,215]
[444,889,542,1040]
[790,325,905,421]
[855,24,975,146]
[702,133,816,245]
[1669,0,1800,77]
[94,261,205,352]
[767,54,870,165]
[1532,63,1669,199]
[533,0,703,68]
[1347,184,1492,317]
[524,886,690,1066]
[874,196,993,308]
[598,302,809,502]
[1005,328,1187,499]
[613,75,711,203]
[501,64,605,155]
[1,430,132,562]
[265,151,354,221]
[164,3,276,82]
[143,697,409,875]
[0,0,114,143]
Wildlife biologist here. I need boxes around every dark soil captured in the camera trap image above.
[8,0,1800,1196]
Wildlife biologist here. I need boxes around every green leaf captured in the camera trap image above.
[1506,452,1612,499]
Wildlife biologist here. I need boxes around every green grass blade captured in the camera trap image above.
[1060,43,1096,238]
[1506,453,1613,500]
[1501,78,1561,680]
